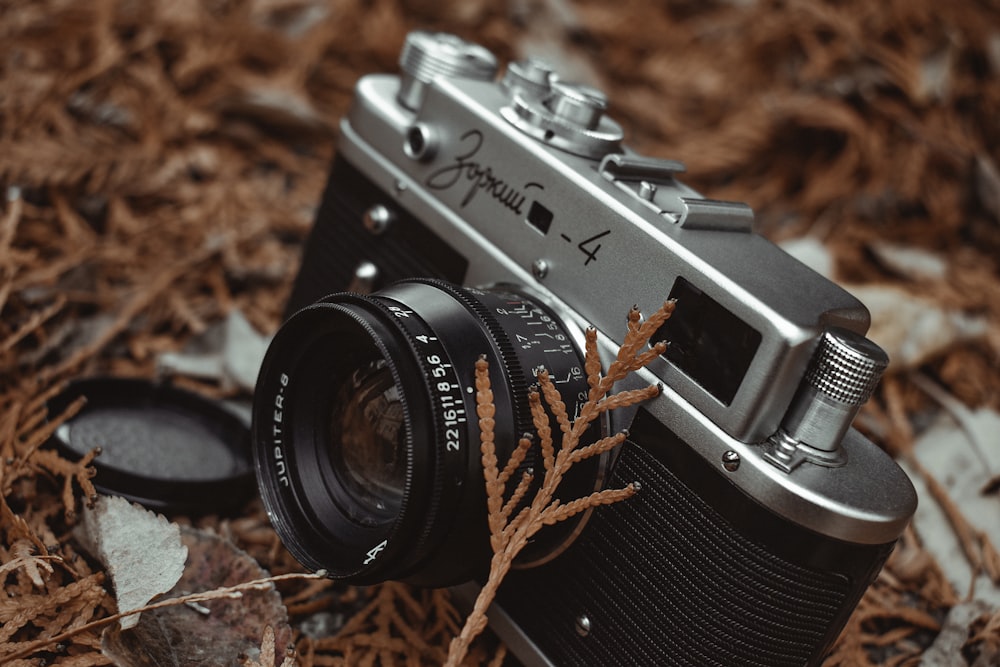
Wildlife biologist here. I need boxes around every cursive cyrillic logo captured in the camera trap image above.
[425,129,542,215]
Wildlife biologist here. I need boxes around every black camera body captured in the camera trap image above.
[255,32,916,666]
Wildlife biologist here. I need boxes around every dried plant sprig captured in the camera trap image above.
[0,571,325,663]
[497,434,531,487]
[528,388,555,474]
[444,301,675,666]
[541,484,638,526]
[536,370,572,436]
[500,470,534,524]
[475,355,503,536]
[1,539,57,588]
[243,625,295,667]
[564,430,630,467]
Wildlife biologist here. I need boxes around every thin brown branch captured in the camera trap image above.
[500,470,534,523]
[536,369,572,436]
[564,430,629,466]
[497,434,532,487]
[540,484,637,526]
[0,571,324,663]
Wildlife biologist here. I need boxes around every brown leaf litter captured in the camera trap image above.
[2,0,999,664]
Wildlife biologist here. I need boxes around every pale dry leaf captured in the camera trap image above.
[77,495,187,630]
[157,308,270,392]
[901,407,1000,607]
[868,242,949,282]
[101,527,293,667]
[920,600,994,665]
[847,284,989,370]
[244,625,296,667]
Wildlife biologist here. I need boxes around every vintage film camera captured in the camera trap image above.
[252,31,917,666]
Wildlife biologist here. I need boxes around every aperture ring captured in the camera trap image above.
[364,295,472,578]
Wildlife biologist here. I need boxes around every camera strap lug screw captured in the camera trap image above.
[721,450,741,472]
[348,261,380,295]
[531,259,549,280]
[363,204,395,235]
[575,614,592,637]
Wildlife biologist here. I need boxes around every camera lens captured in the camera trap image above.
[252,279,597,586]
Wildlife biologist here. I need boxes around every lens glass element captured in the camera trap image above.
[328,359,406,525]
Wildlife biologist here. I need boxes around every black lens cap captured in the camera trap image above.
[48,377,255,514]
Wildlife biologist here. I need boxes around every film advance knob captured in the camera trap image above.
[781,327,889,454]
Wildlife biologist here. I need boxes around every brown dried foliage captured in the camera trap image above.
[1,0,997,664]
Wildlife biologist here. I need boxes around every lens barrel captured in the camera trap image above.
[252,279,595,586]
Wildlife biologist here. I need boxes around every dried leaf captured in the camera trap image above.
[157,309,270,392]
[848,284,990,370]
[900,406,1000,605]
[243,625,295,667]
[100,527,292,667]
[869,242,949,282]
[921,601,994,665]
[78,495,187,630]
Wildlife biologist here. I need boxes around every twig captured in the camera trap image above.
[0,571,325,663]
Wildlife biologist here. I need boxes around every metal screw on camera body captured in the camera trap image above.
[531,259,549,280]
[638,181,657,201]
[575,614,592,637]
[363,205,395,235]
[722,450,741,472]
[348,261,380,295]
[347,261,381,294]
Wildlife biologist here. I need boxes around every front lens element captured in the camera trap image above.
[329,359,406,523]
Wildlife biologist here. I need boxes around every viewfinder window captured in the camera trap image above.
[652,277,761,405]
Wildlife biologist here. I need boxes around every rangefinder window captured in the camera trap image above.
[654,276,761,405]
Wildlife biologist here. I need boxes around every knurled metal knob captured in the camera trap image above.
[397,32,498,110]
[805,328,889,406]
[780,327,888,454]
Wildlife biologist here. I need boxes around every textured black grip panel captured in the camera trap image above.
[286,156,468,316]
[498,440,888,666]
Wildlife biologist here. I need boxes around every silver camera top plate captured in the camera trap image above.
[330,38,914,545]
